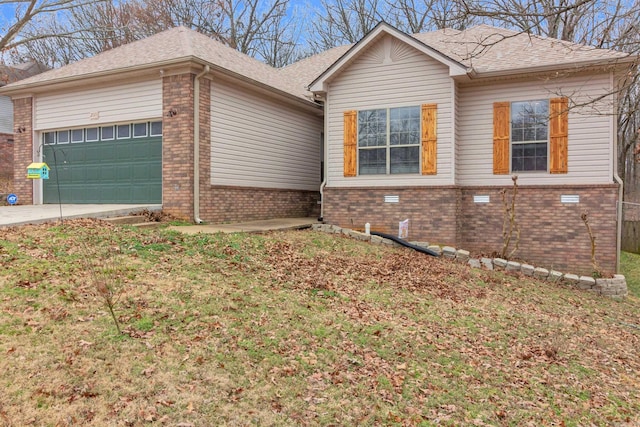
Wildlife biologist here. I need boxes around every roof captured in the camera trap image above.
[0,27,313,101]
[0,61,47,86]
[0,24,634,102]
[412,24,632,74]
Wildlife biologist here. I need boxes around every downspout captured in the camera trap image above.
[193,64,210,224]
[317,93,327,222]
[612,71,623,273]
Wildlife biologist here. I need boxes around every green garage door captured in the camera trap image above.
[43,122,162,204]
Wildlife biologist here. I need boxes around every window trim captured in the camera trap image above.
[101,126,115,141]
[510,99,549,173]
[57,130,70,144]
[85,127,99,142]
[71,129,84,143]
[357,105,422,175]
[43,132,56,145]
[116,124,131,140]
[133,122,148,138]
[149,121,163,137]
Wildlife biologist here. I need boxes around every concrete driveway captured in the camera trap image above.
[0,204,161,227]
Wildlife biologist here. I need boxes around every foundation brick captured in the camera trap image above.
[324,184,618,275]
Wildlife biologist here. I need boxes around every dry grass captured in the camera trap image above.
[0,220,639,426]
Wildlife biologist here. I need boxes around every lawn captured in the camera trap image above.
[1,220,639,426]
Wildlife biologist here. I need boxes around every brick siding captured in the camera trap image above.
[162,74,195,219]
[11,98,33,204]
[323,184,619,275]
[0,132,14,180]
[200,186,320,223]
[323,186,460,245]
[460,185,618,275]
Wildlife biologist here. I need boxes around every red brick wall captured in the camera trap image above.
[323,184,619,275]
[12,98,33,204]
[200,185,320,223]
[460,185,618,275]
[0,132,13,180]
[162,74,195,219]
[323,186,460,245]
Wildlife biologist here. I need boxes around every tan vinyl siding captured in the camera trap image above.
[326,35,453,188]
[0,96,13,134]
[210,79,322,191]
[457,73,613,186]
[34,79,162,130]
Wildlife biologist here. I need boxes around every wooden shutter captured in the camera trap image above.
[421,104,437,175]
[549,97,568,174]
[343,110,357,177]
[493,102,510,174]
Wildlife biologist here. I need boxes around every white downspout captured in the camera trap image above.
[193,64,210,224]
[317,94,327,221]
[612,72,623,274]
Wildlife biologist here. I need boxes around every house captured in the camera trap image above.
[0,23,635,274]
[0,62,47,180]
[0,28,327,222]
[309,22,636,274]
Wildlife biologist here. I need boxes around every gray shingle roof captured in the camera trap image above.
[1,24,633,102]
[412,24,631,73]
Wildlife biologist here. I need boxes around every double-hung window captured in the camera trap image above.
[511,100,549,172]
[494,97,567,175]
[357,106,421,175]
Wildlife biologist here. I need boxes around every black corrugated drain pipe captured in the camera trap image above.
[370,231,441,257]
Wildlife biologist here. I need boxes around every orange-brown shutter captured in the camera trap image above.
[421,104,437,175]
[343,110,357,177]
[493,102,510,174]
[549,97,568,174]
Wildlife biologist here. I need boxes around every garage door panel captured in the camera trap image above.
[43,131,162,204]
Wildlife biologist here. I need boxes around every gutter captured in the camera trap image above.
[193,64,210,224]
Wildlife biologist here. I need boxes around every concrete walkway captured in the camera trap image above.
[0,204,161,227]
[0,204,318,234]
[167,217,319,234]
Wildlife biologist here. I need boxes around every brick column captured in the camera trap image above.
[0,132,14,180]
[12,98,33,204]
[162,74,195,220]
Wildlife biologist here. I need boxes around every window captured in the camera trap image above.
[511,100,549,172]
[57,130,70,144]
[150,121,163,136]
[357,106,421,175]
[133,122,147,138]
[101,126,114,140]
[86,127,99,142]
[117,124,130,139]
[71,129,84,143]
[43,132,56,145]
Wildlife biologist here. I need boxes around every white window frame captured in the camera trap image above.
[71,129,84,143]
[117,124,131,139]
[149,121,163,136]
[85,127,99,142]
[132,122,148,138]
[57,130,70,144]
[511,100,549,172]
[357,106,421,175]
[43,132,56,145]
[101,126,115,141]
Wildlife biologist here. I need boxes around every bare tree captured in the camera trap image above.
[309,0,388,53]
[0,0,106,53]
[11,0,306,67]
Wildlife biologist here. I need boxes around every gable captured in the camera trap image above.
[309,22,468,94]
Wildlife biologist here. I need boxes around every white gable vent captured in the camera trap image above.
[384,195,399,203]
